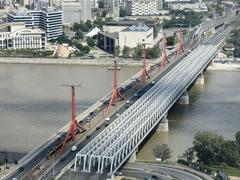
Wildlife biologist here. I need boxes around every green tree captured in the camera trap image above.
[221,140,239,166]
[74,31,84,39]
[146,47,161,59]
[166,36,175,46]
[133,45,143,60]
[79,21,89,32]
[86,37,95,47]
[181,147,195,166]
[122,46,131,58]
[56,34,71,44]
[93,18,104,29]
[120,8,127,17]
[114,46,120,56]
[193,131,225,165]
[85,20,92,30]
[152,143,171,162]
[72,22,79,32]
[235,131,240,147]
[82,46,90,53]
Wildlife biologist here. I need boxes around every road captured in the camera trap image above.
[121,163,213,180]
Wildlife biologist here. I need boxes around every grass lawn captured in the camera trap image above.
[207,165,240,177]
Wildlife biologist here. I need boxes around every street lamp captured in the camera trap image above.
[61,83,86,154]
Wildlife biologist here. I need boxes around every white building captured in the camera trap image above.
[0,22,46,49]
[98,20,162,54]
[119,23,154,49]
[169,2,208,12]
[125,0,158,16]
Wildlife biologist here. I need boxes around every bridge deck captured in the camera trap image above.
[74,45,218,174]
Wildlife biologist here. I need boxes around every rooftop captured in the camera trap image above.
[122,23,150,32]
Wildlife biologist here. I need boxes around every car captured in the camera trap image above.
[116,113,120,117]
[71,145,77,152]
[51,172,55,176]
[115,171,123,175]
[134,93,138,97]
[125,104,130,109]
[60,157,65,161]
[86,117,91,122]
[96,108,101,112]
[86,135,91,139]
[126,100,130,104]
[12,178,17,180]
[42,173,47,178]
[105,117,110,122]
[151,81,156,85]
[96,126,101,130]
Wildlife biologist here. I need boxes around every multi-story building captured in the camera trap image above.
[98,19,162,54]
[98,0,122,8]
[0,22,46,49]
[62,0,92,24]
[125,0,158,16]
[7,7,63,40]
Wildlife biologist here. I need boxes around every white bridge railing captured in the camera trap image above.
[73,45,218,174]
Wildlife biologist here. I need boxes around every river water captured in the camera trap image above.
[0,64,140,153]
[0,64,240,161]
[137,70,240,161]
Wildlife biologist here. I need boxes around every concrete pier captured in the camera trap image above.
[195,73,204,85]
[129,150,137,162]
[158,113,169,132]
[178,90,189,105]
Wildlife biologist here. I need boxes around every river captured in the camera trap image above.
[0,64,240,161]
[137,70,240,161]
[0,64,140,153]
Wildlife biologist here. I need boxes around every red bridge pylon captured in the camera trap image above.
[61,84,86,154]
[176,28,184,55]
[141,44,150,83]
[161,32,168,68]
[106,59,123,114]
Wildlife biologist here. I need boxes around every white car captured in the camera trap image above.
[116,113,120,117]
[71,145,77,152]
[105,117,110,122]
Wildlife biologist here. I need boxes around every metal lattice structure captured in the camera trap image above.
[73,45,218,175]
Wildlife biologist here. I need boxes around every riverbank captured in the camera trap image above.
[0,57,156,66]
[208,62,240,71]
[0,151,26,163]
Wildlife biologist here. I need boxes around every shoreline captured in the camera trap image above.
[208,62,240,71]
[0,57,154,66]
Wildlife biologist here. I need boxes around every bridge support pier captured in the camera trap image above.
[129,149,137,162]
[157,113,169,132]
[195,72,204,85]
[178,90,189,105]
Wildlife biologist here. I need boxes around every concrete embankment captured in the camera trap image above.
[208,63,240,71]
[0,57,149,67]
[0,151,26,163]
